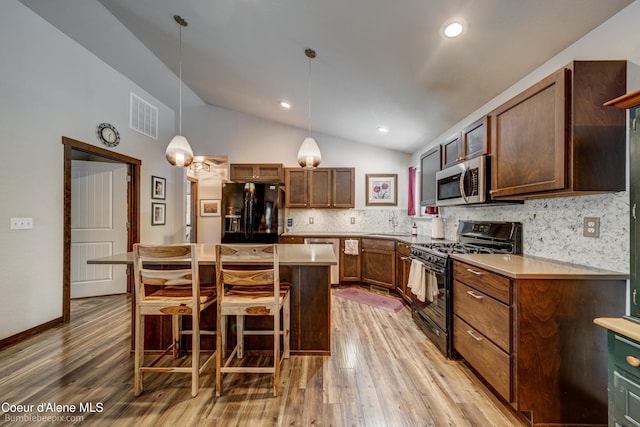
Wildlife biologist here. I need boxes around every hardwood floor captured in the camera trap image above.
[0,290,527,426]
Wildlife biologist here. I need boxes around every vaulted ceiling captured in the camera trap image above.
[21,0,634,153]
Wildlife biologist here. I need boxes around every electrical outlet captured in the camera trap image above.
[309,217,314,224]
[350,217,356,224]
[583,217,600,238]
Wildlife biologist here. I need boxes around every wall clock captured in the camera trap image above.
[96,122,120,147]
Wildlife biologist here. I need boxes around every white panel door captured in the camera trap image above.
[71,160,127,298]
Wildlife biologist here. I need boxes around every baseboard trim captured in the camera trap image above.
[0,317,64,350]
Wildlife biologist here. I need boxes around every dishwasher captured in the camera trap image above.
[304,238,339,285]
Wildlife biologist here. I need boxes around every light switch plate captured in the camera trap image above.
[583,217,600,238]
[10,217,33,230]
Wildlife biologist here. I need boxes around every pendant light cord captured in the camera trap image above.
[178,23,183,136]
[305,48,316,138]
[307,54,311,137]
[174,15,188,136]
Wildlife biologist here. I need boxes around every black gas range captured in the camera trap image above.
[409,220,522,358]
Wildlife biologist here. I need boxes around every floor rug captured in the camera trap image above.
[334,288,404,313]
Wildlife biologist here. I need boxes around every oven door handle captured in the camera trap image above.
[409,257,446,275]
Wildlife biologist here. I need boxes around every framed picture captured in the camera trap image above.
[366,174,398,206]
[151,176,166,200]
[151,202,166,226]
[200,199,221,217]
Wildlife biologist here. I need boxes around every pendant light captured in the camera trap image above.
[165,15,194,167]
[297,48,321,169]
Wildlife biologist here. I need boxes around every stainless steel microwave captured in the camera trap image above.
[435,155,488,206]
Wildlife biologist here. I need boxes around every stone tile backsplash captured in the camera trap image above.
[286,191,629,272]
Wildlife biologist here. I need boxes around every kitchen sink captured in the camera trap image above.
[368,232,412,237]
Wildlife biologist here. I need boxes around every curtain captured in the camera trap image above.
[408,166,416,216]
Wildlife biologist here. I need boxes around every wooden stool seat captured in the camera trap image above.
[133,243,216,397]
[215,244,291,397]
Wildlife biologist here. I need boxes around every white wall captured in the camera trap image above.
[184,104,411,210]
[197,177,223,243]
[409,1,640,272]
[0,1,183,340]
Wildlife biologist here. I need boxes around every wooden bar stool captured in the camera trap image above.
[215,244,291,397]
[133,243,216,397]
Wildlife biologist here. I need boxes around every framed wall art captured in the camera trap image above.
[365,174,398,206]
[151,202,166,225]
[200,199,221,217]
[151,175,166,200]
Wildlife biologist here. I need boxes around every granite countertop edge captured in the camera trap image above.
[451,253,629,280]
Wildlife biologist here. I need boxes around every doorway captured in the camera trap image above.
[62,137,140,322]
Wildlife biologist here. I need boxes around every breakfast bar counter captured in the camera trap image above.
[88,244,337,355]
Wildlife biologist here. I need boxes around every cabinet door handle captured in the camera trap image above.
[466,290,484,300]
[400,256,410,261]
[467,330,483,342]
[466,268,483,276]
[627,355,640,367]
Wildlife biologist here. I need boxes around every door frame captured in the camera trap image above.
[62,137,141,322]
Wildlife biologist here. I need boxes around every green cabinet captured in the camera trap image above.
[605,91,640,319]
[632,106,640,319]
[607,332,640,426]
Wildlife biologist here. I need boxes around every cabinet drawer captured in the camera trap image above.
[280,236,305,244]
[453,280,510,352]
[454,315,511,401]
[362,238,395,251]
[614,334,640,377]
[453,261,511,304]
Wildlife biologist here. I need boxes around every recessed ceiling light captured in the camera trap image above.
[279,100,292,109]
[377,126,389,134]
[443,21,464,38]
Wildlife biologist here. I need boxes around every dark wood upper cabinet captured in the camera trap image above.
[308,169,332,208]
[442,116,490,169]
[285,167,355,208]
[490,60,626,200]
[461,116,490,162]
[230,163,284,183]
[284,168,308,208]
[441,132,462,169]
[332,168,356,208]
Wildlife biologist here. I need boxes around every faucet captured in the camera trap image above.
[388,211,398,233]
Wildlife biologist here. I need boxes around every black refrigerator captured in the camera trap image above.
[221,182,283,243]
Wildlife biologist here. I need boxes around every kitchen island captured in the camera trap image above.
[88,244,337,355]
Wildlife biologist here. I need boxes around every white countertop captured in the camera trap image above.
[88,243,337,266]
[451,253,628,280]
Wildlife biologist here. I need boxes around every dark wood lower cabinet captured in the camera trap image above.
[361,238,396,289]
[137,264,331,355]
[339,238,361,283]
[453,260,625,426]
[395,242,412,302]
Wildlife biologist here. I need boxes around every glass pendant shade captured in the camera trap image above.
[166,135,194,167]
[297,136,321,169]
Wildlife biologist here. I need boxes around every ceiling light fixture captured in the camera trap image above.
[443,21,464,38]
[279,100,292,110]
[189,161,210,173]
[297,48,321,169]
[165,15,194,167]
[377,126,389,134]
